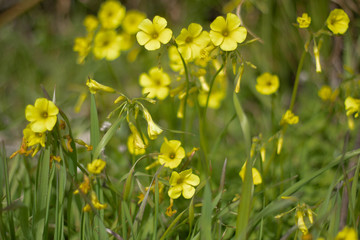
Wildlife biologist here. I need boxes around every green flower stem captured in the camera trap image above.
[289,49,306,112]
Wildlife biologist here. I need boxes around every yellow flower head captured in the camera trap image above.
[83,15,99,32]
[345,96,360,118]
[175,23,210,61]
[93,30,122,61]
[326,9,350,35]
[335,226,358,240]
[239,162,262,185]
[98,0,125,29]
[143,108,163,140]
[168,45,184,73]
[280,110,299,126]
[74,175,91,195]
[127,134,146,155]
[86,78,115,94]
[136,16,173,51]
[168,169,200,199]
[83,191,108,212]
[139,67,171,100]
[297,13,311,28]
[25,98,59,133]
[158,138,185,169]
[318,85,332,101]
[23,124,46,147]
[122,10,146,35]
[255,72,280,95]
[87,159,106,174]
[209,13,247,51]
[73,37,91,64]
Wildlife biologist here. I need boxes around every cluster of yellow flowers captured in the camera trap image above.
[73,0,146,63]
[11,98,59,158]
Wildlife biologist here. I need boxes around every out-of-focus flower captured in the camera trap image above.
[297,13,311,28]
[122,10,146,34]
[175,23,210,60]
[335,226,358,240]
[168,46,184,74]
[255,72,279,95]
[83,15,99,32]
[345,96,360,118]
[280,110,299,125]
[136,16,172,51]
[139,67,171,100]
[87,159,106,174]
[209,13,247,51]
[198,69,227,109]
[74,175,91,195]
[318,85,332,101]
[168,169,200,199]
[25,98,59,133]
[326,9,350,35]
[93,30,122,60]
[73,37,91,64]
[158,138,185,169]
[98,0,125,29]
[127,134,146,155]
[313,42,321,73]
[86,78,115,94]
[83,191,107,212]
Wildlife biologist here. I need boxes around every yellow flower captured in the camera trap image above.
[142,108,163,140]
[74,175,91,195]
[280,110,299,125]
[136,16,172,51]
[23,124,46,147]
[86,78,115,94]
[168,169,200,199]
[25,98,59,133]
[158,138,185,169]
[118,32,134,51]
[87,159,106,174]
[83,191,107,212]
[326,9,350,35]
[128,122,147,149]
[73,37,91,64]
[198,66,227,109]
[93,30,122,60]
[345,96,360,118]
[98,0,125,29]
[209,13,247,51]
[296,209,308,234]
[318,85,332,101]
[255,72,280,95]
[122,10,146,34]
[139,67,171,100]
[127,134,146,155]
[83,15,99,32]
[313,41,321,73]
[297,13,311,28]
[335,226,358,240]
[168,46,184,74]
[239,162,262,185]
[175,23,210,60]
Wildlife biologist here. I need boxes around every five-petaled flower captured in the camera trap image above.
[139,67,171,100]
[98,0,125,29]
[136,16,172,51]
[25,98,59,133]
[209,13,247,51]
[168,169,200,199]
[175,23,210,60]
[158,138,185,169]
[23,124,46,147]
[326,9,350,35]
[93,30,122,61]
[122,10,146,34]
[335,226,358,240]
[297,13,311,28]
[255,72,280,95]
[87,159,106,174]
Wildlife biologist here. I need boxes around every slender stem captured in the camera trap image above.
[289,50,306,111]
[178,51,190,142]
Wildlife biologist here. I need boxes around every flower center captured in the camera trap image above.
[176,178,184,185]
[152,32,159,39]
[169,152,176,159]
[42,112,48,118]
[266,81,273,87]
[154,78,162,86]
[102,40,110,47]
[36,132,43,137]
[185,36,193,43]
[222,29,229,37]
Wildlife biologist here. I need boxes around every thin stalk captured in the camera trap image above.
[289,50,306,112]
[178,51,190,143]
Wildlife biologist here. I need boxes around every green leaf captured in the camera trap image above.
[201,182,212,240]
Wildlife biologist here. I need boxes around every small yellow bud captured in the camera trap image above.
[277,134,283,155]
[313,43,321,73]
[86,78,115,94]
[235,64,244,93]
[143,108,163,140]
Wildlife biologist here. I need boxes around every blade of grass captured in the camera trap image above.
[90,93,100,151]
[152,178,159,240]
[33,146,50,240]
[200,182,212,240]
[55,160,67,240]
[159,210,186,240]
